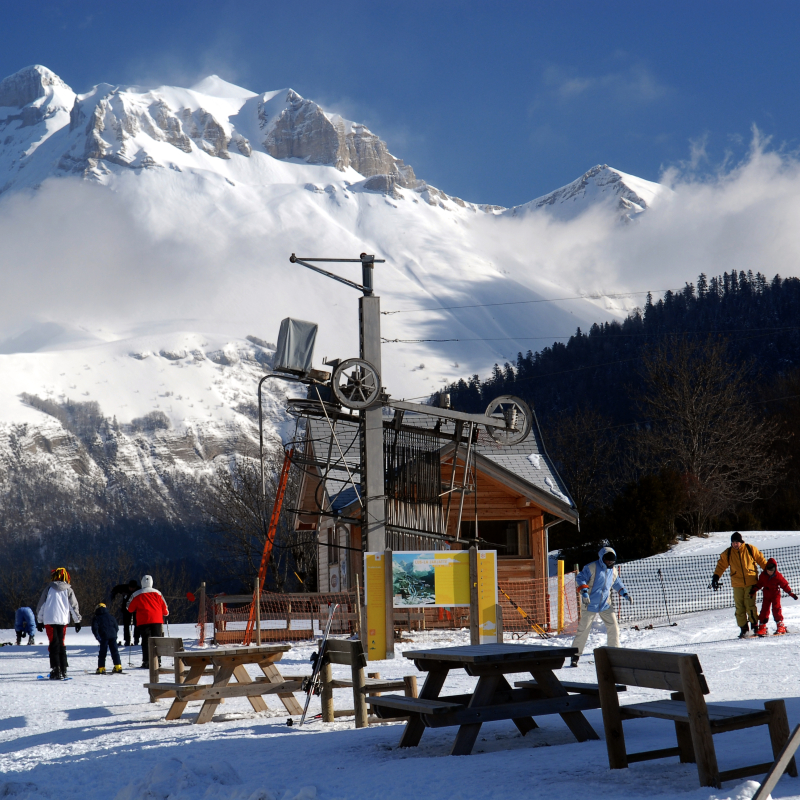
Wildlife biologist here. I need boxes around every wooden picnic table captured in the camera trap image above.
[146,644,305,724]
[368,643,604,755]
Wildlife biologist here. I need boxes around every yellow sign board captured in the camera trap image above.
[476,550,498,644]
[365,553,386,661]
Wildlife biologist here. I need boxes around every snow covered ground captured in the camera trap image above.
[3,610,800,800]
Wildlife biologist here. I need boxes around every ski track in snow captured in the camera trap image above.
[2,609,800,800]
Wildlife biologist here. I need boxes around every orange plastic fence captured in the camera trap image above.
[213,592,358,645]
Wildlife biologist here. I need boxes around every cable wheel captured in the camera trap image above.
[331,358,381,410]
[484,395,533,445]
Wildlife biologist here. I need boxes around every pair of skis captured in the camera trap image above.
[288,603,339,727]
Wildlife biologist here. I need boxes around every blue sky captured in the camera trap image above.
[2,1,799,207]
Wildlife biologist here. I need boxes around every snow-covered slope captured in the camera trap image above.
[0,65,671,542]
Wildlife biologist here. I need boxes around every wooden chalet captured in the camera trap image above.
[294,407,578,623]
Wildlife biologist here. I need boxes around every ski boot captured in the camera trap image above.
[775,622,787,635]
[112,665,123,674]
[49,669,61,680]
[28,635,35,645]
[756,623,768,637]
[61,670,68,680]
[15,633,21,645]
[96,666,106,674]
[738,625,751,638]
[570,655,580,667]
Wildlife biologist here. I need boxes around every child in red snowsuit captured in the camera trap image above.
[750,558,797,636]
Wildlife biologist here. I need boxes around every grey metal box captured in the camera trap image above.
[274,317,318,374]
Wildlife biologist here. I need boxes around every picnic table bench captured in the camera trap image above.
[595,646,799,789]
[144,644,304,724]
[368,644,613,755]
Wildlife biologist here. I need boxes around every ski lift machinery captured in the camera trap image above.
[259,253,534,555]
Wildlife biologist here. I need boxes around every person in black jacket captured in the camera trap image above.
[91,603,122,674]
[111,579,141,646]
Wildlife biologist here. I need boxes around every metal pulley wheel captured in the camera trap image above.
[330,358,381,409]
[484,395,533,445]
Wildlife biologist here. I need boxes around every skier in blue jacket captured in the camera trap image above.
[15,607,36,645]
[570,546,632,667]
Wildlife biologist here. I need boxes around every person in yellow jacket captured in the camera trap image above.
[711,531,767,638]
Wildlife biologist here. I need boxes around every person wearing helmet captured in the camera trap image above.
[711,532,767,638]
[35,567,82,680]
[91,603,123,673]
[126,575,169,668]
[570,547,631,667]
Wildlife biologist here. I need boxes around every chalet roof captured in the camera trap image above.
[300,407,577,523]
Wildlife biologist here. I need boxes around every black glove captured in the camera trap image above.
[36,622,44,632]
[74,624,81,632]
[792,594,798,601]
[711,574,720,591]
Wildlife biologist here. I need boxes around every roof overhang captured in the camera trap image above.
[440,443,579,525]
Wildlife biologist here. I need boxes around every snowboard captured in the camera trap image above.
[37,675,72,681]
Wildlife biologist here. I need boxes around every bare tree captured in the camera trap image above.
[545,407,626,518]
[205,444,315,593]
[638,336,783,537]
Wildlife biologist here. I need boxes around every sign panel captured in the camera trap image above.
[476,550,499,644]
[364,553,387,661]
[390,551,472,607]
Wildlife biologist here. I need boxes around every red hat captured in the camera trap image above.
[766,558,777,569]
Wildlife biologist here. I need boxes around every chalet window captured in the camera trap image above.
[460,520,531,557]
[327,528,338,564]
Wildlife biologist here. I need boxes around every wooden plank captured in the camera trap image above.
[232,664,268,713]
[423,693,600,729]
[403,644,576,663]
[514,680,626,696]
[718,763,775,783]
[174,645,290,658]
[368,695,465,715]
[620,701,690,722]
[754,723,800,800]
[594,647,628,769]
[169,679,303,702]
[320,658,334,723]
[604,648,709,693]
[399,667,449,747]
[352,646,368,729]
[674,722,696,763]
[626,747,682,763]
[764,699,798,778]
[679,655,720,788]
[195,664,235,724]
[164,662,205,720]
[611,666,685,692]
[259,661,304,716]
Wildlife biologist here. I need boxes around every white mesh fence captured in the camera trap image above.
[612,545,800,624]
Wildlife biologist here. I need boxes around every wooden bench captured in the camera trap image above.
[595,646,798,788]
[514,680,626,697]
[320,639,418,728]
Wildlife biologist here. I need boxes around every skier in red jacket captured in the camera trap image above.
[750,558,797,636]
[127,575,169,668]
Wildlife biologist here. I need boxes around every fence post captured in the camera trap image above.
[354,572,363,642]
[199,582,206,645]
[469,546,480,645]
[495,602,504,643]
[557,560,564,633]
[573,565,580,622]
[255,577,261,646]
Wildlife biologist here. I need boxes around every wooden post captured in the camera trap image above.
[254,577,261,646]
[678,655,720,788]
[469,546,479,645]
[199,582,206,643]
[754,723,800,800]
[354,573,363,642]
[352,651,369,728]
[320,642,334,722]
[211,596,217,646]
[495,603,504,643]
[557,560,565,633]
[574,564,581,622]
[384,548,395,659]
[594,647,627,768]
[765,699,798,778]
[403,675,418,698]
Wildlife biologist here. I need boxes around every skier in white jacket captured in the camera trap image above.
[36,567,82,680]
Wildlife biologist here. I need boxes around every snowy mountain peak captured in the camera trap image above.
[0,65,71,108]
[508,163,666,222]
